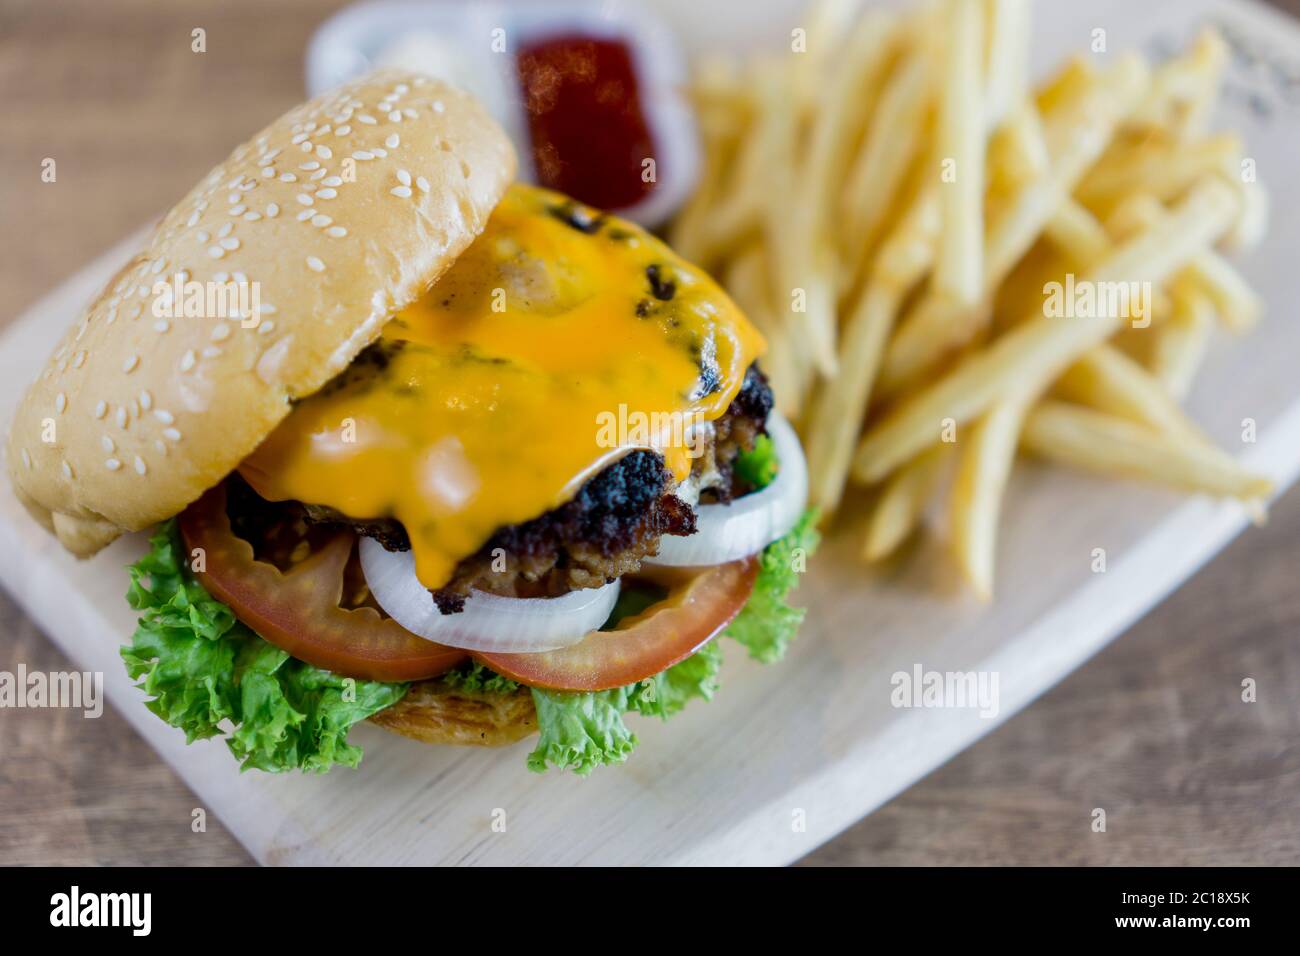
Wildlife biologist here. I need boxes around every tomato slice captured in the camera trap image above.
[475,558,758,691]
[178,485,466,682]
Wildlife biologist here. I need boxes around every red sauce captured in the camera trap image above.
[516,34,657,211]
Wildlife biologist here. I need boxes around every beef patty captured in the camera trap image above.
[239,363,773,612]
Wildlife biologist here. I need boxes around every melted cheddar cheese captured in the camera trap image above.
[240,184,765,589]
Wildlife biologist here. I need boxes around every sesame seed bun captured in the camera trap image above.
[8,70,516,556]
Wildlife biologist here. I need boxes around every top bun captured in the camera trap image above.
[8,69,515,556]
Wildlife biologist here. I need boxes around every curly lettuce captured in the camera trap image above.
[524,503,819,775]
[121,522,406,773]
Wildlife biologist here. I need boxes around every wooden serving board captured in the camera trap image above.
[1,0,1298,865]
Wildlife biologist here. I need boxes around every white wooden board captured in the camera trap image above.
[1,0,1298,865]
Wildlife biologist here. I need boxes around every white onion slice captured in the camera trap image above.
[646,413,808,567]
[359,537,620,653]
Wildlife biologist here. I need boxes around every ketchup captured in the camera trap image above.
[516,35,657,211]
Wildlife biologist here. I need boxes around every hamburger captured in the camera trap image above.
[8,70,816,775]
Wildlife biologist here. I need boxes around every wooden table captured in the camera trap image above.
[1,0,1296,866]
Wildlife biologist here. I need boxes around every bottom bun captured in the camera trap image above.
[369,676,537,747]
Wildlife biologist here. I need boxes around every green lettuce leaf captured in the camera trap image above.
[733,432,779,489]
[442,660,521,695]
[121,521,406,773]
[526,638,724,774]
[724,508,821,664]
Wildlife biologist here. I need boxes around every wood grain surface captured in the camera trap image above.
[0,0,1297,866]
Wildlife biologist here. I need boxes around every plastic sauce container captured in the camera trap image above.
[306,0,699,228]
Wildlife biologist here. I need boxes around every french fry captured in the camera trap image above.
[1077,133,1242,210]
[1150,283,1216,400]
[780,11,899,375]
[806,193,942,514]
[982,0,1031,129]
[933,0,987,305]
[1108,193,1262,333]
[863,443,952,562]
[841,44,935,271]
[949,391,1036,600]
[1022,401,1272,500]
[1054,342,1206,441]
[880,55,1149,396]
[1043,197,1110,266]
[988,102,1049,192]
[1129,27,1229,140]
[853,177,1240,483]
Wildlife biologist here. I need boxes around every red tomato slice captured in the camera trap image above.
[475,558,758,691]
[178,485,466,683]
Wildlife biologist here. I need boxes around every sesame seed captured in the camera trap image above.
[416,176,430,193]
[208,246,225,259]
[93,400,107,419]
[300,160,321,171]
[227,192,241,205]
[311,214,332,227]
[258,321,275,335]
[115,406,129,428]
[153,409,175,425]
[244,211,262,221]
[220,237,240,250]
[395,83,409,94]
[316,188,338,199]
[101,435,115,453]
[291,132,309,145]
[372,148,388,158]
[266,203,280,217]
[201,346,222,359]
[336,125,352,136]
[358,114,377,124]
[397,169,411,186]
[390,186,412,198]
[140,390,153,410]
[180,350,197,372]
[279,173,298,183]
[62,461,74,479]
[154,440,167,455]
[323,176,343,187]
[403,108,417,119]
[262,167,276,178]
[55,392,67,413]
[433,100,445,113]
[259,303,278,314]
[352,150,374,161]
[104,458,121,471]
[151,258,167,274]
[388,110,402,122]
[134,456,147,475]
[122,354,140,373]
[300,141,313,153]
[73,350,86,368]
[230,204,246,216]
[217,221,233,238]
[211,323,231,341]
[186,211,201,227]
[326,226,348,238]
[386,134,400,149]
[306,256,326,273]
[163,428,182,442]
[296,193,314,206]
[20,449,31,469]
[214,272,230,282]
[196,230,210,242]
[154,319,170,333]
[310,168,327,181]
[316,145,333,159]
[296,209,315,222]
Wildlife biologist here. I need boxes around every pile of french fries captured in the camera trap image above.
[672,0,1271,599]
